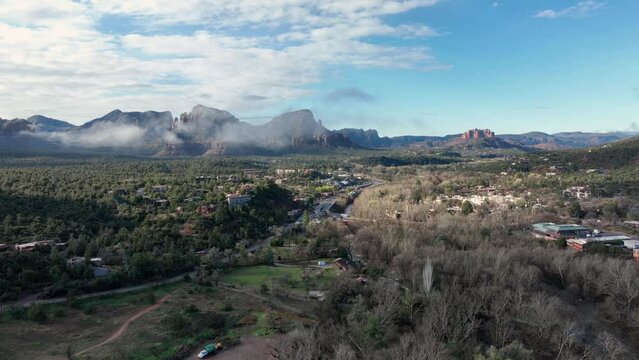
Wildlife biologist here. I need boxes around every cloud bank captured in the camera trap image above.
[0,0,445,123]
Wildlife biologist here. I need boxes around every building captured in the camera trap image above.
[67,257,86,266]
[197,204,216,216]
[93,267,111,277]
[623,220,639,228]
[564,186,590,199]
[152,185,167,193]
[0,244,9,253]
[14,240,53,252]
[566,239,588,251]
[155,199,169,208]
[276,169,296,176]
[567,234,633,252]
[335,258,358,272]
[227,194,252,208]
[532,223,592,239]
[243,169,262,178]
[288,209,302,221]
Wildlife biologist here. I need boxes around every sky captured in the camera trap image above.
[0,0,637,136]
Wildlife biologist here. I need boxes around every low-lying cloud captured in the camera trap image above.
[32,123,148,148]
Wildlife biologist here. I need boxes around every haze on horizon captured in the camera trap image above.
[0,0,637,136]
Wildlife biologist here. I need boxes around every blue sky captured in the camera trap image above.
[0,1,637,136]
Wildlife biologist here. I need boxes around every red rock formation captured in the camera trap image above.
[462,129,495,140]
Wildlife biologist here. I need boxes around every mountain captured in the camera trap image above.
[26,115,75,132]
[510,135,639,171]
[339,127,635,151]
[499,131,635,150]
[0,118,33,136]
[1,106,634,156]
[336,128,444,148]
[77,109,172,132]
[162,106,359,156]
[338,127,520,151]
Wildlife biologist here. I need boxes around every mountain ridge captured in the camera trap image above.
[1,107,636,156]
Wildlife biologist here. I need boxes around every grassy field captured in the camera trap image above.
[222,264,337,294]
[0,265,326,360]
[0,285,180,360]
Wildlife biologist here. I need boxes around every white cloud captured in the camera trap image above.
[0,0,445,123]
[36,123,148,147]
[534,1,605,19]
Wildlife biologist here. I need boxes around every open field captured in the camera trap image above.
[0,271,314,360]
[222,264,338,295]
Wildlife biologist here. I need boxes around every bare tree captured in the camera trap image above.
[422,258,433,295]
[598,332,629,360]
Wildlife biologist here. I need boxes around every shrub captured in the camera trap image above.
[83,303,96,315]
[260,284,270,294]
[7,306,26,320]
[27,305,47,323]
[51,307,66,318]
[183,304,200,315]
[136,292,156,305]
[220,302,233,312]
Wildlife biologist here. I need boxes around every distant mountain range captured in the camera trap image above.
[336,128,636,151]
[0,106,357,156]
[1,106,636,156]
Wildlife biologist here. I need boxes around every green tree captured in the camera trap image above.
[568,202,584,219]
[303,210,310,229]
[461,201,474,215]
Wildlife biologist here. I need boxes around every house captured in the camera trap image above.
[155,199,169,208]
[564,186,590,199]
[532,223,592,239]
[566,239,588,251]
[93,267,111,278]
[243,169,262,178]
[623,221,639,228]
[109,188,126,196]
[294,197,310,206]
[0,244,9,253]
[152,185,167,193]
[227,194,252,208]
[14,240,53,252]
[335,258,358,272]
[308,290,326,301]
[334,171,350,179]
[197,204,216,216]
[288,209,302,221]
[67,257,86,267]
[276,169,296,176]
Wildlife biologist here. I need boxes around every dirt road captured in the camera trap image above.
[76,294,171,356]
